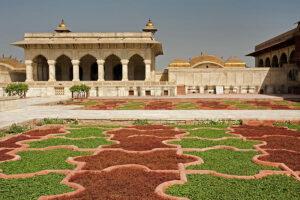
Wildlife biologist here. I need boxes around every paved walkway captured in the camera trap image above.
[0,104,300,128]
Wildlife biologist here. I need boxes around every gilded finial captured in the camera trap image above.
[55,19,71,33]
[59,19,66,28]
[143,18,157,34]
[146,19,154,28]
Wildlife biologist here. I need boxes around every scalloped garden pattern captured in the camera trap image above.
[64,98,300,110]
[0,122,299,200]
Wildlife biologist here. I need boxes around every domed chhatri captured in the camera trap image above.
[55,19,71,33]
[143,19,157,34]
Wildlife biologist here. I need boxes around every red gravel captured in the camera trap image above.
[87,100,127,110]
[259,150,300,171]
[24,127,64,137]
[76,149,197,170]
[196,100,232,110]
[129,125,175,130]
[251,136,300,152]
[0,135,38,148]
[246,100,272,107]
[105,126,182,151]
[145,101,173,110]
[52,167,179,200]
[106,135,174,151]
[232,124,300,172]
[107,129,183,140]
[0,149,14,161]
[232,125,300,138]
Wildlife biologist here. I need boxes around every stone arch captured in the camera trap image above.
[103,52,122,61]
[280,53,288,67]
[271,55,279,68]
[33,55,49,81]
[128,54,145,80]
[127,51,146,60]
[55,55,73,81]
[289,50,296,64]
[265,57,271,67]
[53,52,73,61]
[104,54,122,81]
[79,54,98,81]
[77,51,98,61]
[258,59,264,67]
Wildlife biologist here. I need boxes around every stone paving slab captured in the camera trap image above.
[0,105,300,129]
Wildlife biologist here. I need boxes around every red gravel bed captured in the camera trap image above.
[107,129,183,140]
[246,100,273,107]
[195,100,232,110]
[76,149,197,170]
[270,105,293,110]
[232,124,300,171]
[24,127,64,137]
[0,149,14,161]
[52,167,179,200]
[259,150,300,171]
[145,101,173,110]
[105,135,174,151]
[232,125,300,138]
[251,136,300,152]
[0,127,65,148]
[87,100,127,110]
[0,135,38,148]
[129,125,175,130]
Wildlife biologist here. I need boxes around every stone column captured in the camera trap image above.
[144,59,151,81]
[47,60,56,81]
[121,59,129,81]
[97,59,105,81]
[72,60,80,81]
[25,60,33,82]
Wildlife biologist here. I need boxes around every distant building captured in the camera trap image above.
[247,22,300,93]
[0,20,299,96]
[0,57,25,82]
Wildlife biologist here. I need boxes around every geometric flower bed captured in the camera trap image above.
[166,174,300,200]
[64,98,300,110]
[166,121,300,200]
[0,121,299,199]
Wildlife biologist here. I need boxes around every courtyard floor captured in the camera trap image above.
[0,121,299,199]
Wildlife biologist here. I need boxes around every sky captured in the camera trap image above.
[0,0,299,69]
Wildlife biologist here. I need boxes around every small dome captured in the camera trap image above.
[168,59,191,68]
[225,57,246,67]
[55,19,71,33]
[143,19,157,34]
[190,54,225,68]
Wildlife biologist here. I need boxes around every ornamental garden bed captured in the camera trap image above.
[0,120,299,200]
[59,98,300,110]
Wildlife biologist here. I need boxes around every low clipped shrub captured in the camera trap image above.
[69,84,91,99]
[40,118,64,125]
[5,83,29,98]
[7,123,28,134]
[133,119,149,125]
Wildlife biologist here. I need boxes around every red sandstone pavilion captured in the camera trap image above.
[0,20,299,97]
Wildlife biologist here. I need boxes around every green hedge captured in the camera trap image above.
[5,83,29,98]
[69,84,91,98]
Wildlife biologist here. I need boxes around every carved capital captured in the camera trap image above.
[97,59,105,65]
[144,59,151,65]
[25,60,33,65]
[47,60,56,65]
[71,60,80,65]
[121,59,129,65]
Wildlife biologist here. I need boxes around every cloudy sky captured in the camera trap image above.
[0,0,299,69]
